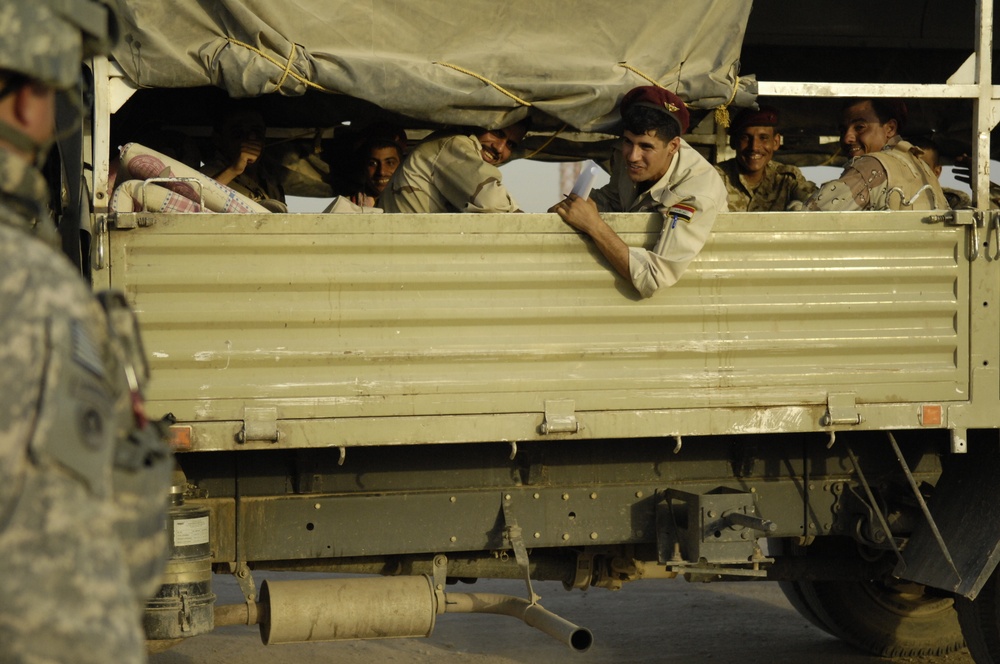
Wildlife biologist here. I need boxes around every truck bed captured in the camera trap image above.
[103,210,973,451]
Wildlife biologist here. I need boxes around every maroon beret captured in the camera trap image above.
[730,105,780,133]
[620,86,690,135]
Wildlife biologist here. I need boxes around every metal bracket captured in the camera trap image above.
[94,213,108,270]
[232,561,259,625]
[885,433,960,581]
[432,554,448,611]
[501,493,540,604]
[845,444,904,565]
[237,407,279,444]
[951,428,968,454]
[822,393,861,426]
[540,399,579,434]
[987,211,1000,261]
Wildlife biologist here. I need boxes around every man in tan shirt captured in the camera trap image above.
[380,120,528,213]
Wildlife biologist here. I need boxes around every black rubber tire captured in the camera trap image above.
[777,578,837,636]
[774,538,966,657]
[769,539,837,636]
[956,566,1000,663]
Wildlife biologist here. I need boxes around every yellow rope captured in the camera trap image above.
[226,37,336,93]
[714,76,740,129]
[524,123,568,159]
[617,62,664,88]
[433,62,533,106]
[274,41,297,92]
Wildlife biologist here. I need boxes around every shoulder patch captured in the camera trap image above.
[668,203,696,223]
[71,320,105,379]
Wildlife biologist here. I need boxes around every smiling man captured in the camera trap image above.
[379,120,528,213]
[550,86,727,298]
[715,106,816,211]
[806,98,946,211]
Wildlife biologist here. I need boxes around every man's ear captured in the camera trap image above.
[884,118,899,138]
[774,132,783,149]
[668,136,682,154]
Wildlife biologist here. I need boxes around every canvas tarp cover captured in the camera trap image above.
[110,0,756,131]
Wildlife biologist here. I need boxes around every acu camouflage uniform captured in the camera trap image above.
[714,159,817,211]
[807,136,947,211]
[0,3,172,661]
[379,133,521,213]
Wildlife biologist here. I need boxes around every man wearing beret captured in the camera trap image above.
[550,86,727,298]
[807,98,946,211]
[380,120,528,213]
[715,105,816,211]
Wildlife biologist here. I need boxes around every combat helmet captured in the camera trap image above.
[0,0,118,90]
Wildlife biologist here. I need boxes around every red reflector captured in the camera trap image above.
[920,405,943,427]
[169,425,193,451]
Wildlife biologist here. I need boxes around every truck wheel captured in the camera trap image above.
[773,538,965,657]
[955,566,1000,663]
[769,537,837,636]
[777,579,836,636]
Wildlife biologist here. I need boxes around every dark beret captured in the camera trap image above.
[730,106,780,133]
[620,86,690,135]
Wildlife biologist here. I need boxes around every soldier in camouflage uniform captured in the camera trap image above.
[0,2,172,662]
[807,98,947,211]
[714,106,817,211]
[379,121,527,213]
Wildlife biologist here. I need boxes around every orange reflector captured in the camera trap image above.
[920,404,942,426]
[169,425,193,451]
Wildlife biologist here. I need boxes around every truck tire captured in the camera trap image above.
[955,566,1000,663]
[775,538,965,657]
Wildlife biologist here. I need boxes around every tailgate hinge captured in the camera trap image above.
[822,393,861,426]
[540,399,579,434]
[237,407,280,444]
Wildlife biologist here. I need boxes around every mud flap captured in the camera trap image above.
[896,439,1000,599]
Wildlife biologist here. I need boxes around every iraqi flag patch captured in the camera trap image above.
[667,203,696,223]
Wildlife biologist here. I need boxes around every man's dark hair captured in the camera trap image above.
[842,97,908,132]
[622,105,681,144]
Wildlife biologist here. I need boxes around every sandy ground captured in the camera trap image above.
[150,571,974,664]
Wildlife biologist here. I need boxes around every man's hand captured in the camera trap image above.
[231,139,264,174]
[548,193,632,281]
[549,193,602,234]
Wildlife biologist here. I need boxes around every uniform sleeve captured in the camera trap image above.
[786,166,818,209]
[435,137,521,213]
[806,156,887,211]
[628,165,727,298]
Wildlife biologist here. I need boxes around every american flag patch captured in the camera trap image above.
[668,203,696,222]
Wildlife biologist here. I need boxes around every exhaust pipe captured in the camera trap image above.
[259,576,437,645]
[222,575,592,652]
[443,592,593,652]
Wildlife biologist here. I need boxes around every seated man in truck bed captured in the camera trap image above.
[201,107,287,212]
[715,105,816,211]
[549,86,727,299]
[379,120,527,213]
[807,98,946,211]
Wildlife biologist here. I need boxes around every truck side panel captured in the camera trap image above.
[107,211,969,450]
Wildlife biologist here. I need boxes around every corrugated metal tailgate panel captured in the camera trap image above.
[108,211,968,447]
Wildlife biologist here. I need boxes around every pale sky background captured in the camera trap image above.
[288,159,987,214]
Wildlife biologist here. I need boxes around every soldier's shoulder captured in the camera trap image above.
[0,222,101,322]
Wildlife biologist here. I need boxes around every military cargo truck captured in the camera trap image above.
[55,0,1000,659]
